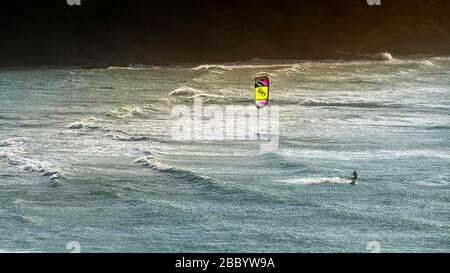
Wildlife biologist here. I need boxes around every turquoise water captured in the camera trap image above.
[0,57,449,252]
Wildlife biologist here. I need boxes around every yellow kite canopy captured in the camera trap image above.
[254,76,270,109]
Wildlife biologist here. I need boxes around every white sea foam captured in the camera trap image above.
[277,64,308,74]
[0,141,12,147]
[280,177,351,185]
[169,86,200,96]
[0,138,62,180]
[190,93,226,100]
[105,107,148,119]
[298,98,388,108]
[0,249,33,253]
[107,64,162,70]
[336,51,395,61]
[188,55,443,74]
[134,155,174,172]
[15,158,61,180]
[167,86,226,103]
[190,58,302,71]
[191,64,234,71]
[367,52,394,61]
[110,135,148,142]
[68,117,103,130]
[417,60,437,67]
[278,149,450,162]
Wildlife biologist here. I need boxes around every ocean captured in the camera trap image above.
[0,56,449,252]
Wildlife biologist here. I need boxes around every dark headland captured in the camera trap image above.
[1,0,449,67]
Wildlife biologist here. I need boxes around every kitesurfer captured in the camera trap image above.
[350,170,358,185]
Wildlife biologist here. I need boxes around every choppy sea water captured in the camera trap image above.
[0,56,449,252]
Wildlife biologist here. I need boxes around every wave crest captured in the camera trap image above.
[107,64,162,70]
[336,51,395,61]
[109,135,148,142]
[168,86,226,103]
[169,86,200,96]
[134,155,215,185]
[68,117,103,130]
[104,107,148,119]
[298,99,396,108]
[135,156,174,172]
[0,139,62,180]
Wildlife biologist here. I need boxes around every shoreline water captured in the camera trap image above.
[0,56,449,252]
[0,53,448,71]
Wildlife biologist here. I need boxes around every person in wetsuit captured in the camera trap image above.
[351,170,358,185]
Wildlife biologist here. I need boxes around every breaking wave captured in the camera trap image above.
[190,58,302,71]
[168,86,226,103]
[109,135,148,142]
[106,64,163,70]
[133,154,268,197]
[0,139,62,180]
[298,99,401,108]
[134,155,218,185]
[0,141,12,147]
[169,86,199,97]
[104,107,148,119]
[361,52,394,61]
[134,155,175,172]
[67,117,103,130]
[336,51,395,61]
[191,64,234,71]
